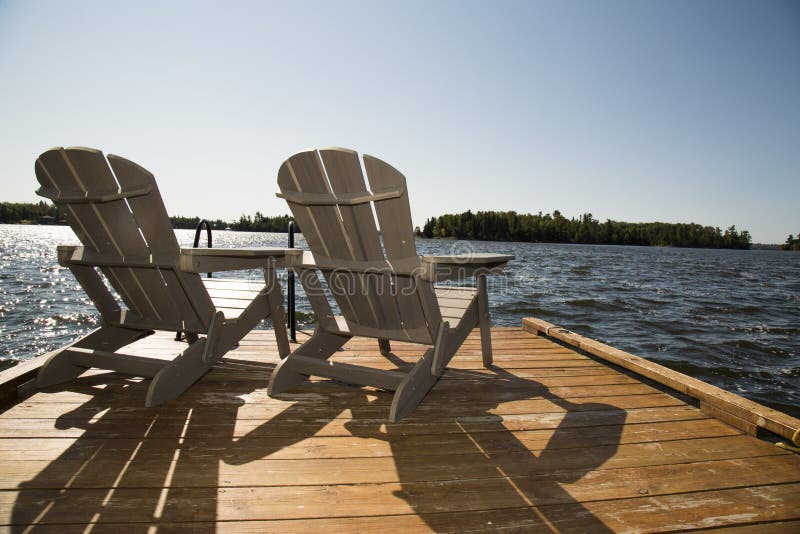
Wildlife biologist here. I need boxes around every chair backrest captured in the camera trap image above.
[35,147,215,333]
[278,148,441,344]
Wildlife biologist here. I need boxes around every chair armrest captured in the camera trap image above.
[284,250,316,270]
[420,253,513,282]
[283,251,423,277]
[56,245,82,266]
[421,253,513,267]
[179,247,302,273]
[284,251,513,281]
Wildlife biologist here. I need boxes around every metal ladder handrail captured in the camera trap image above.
[176,219,214,342]
[180,219,298,344]
[194,219,213,278]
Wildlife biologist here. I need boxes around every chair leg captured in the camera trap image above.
[218,270,290,359]
[37,326,148,388]
[201,311,225,364]
[378,338,391,355]
[264,272,290,358]
[389,348,439,423]
[476,274,493,368]
[389,326,459,422]
[146,338,211,407]
[268,330,350,395]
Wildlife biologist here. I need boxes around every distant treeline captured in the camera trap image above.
[782,234,800,251]
[416,210,752,249]
[121,212,298,233]
[0,201,298,233]
[228,213,296,233]
[169,216,228,230]
[0,201,60,223]
[0,202,761,250]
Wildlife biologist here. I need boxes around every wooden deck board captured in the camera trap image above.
[2,327,799,531]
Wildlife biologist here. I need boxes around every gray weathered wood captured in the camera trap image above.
[49,347,167,377]
[280,355,404,391]
[278,150,361,326]
[477,274,492,367]
[270,148,513,420]
[363,153,433,337]
[268,331,351,395]
[389,347,440,422]
[34,147,292,406]
[430,321,450,377]
[35,327,150,388]
[320,148,384,330]
[146,339,210,407]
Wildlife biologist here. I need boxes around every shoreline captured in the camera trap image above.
[1,222,784,250]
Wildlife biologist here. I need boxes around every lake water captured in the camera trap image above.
[1,224,798,418]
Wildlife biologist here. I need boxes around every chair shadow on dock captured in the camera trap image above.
[225,355,628,532]
[9,360,342,532]
[11,351,627,531]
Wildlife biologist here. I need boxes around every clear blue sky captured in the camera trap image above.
[1,0,797,243]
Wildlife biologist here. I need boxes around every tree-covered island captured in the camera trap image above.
[781,234,800,251]
[416,210,752,249]
[170,212,295,233]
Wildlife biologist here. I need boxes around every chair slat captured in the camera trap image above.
[108,154,213,331]
[64,148,181,325]
[36,148,144,316]
[363,154,440,338]
[319,148,386,330]
[362,155,417,259]
[106,155,179,256]
[279,151,361,326]
[35,155,102,252]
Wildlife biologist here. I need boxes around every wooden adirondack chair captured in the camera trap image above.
[34,147,291,406]
[268,148,513,421]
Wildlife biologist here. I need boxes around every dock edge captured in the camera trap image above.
[523,317,800,447]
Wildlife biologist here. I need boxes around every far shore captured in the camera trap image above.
[1,220,787,249]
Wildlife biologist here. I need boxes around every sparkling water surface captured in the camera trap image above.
[1,224,798,418]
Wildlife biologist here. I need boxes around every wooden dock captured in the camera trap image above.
[1,325,799,531]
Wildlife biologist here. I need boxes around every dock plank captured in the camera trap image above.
[0,434,788,490]
[2,326,799,531]
[4,456,800,525]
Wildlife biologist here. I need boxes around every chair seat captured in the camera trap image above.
[206,280,480,325]
[434,285,478,324]
[203,278,265,319]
